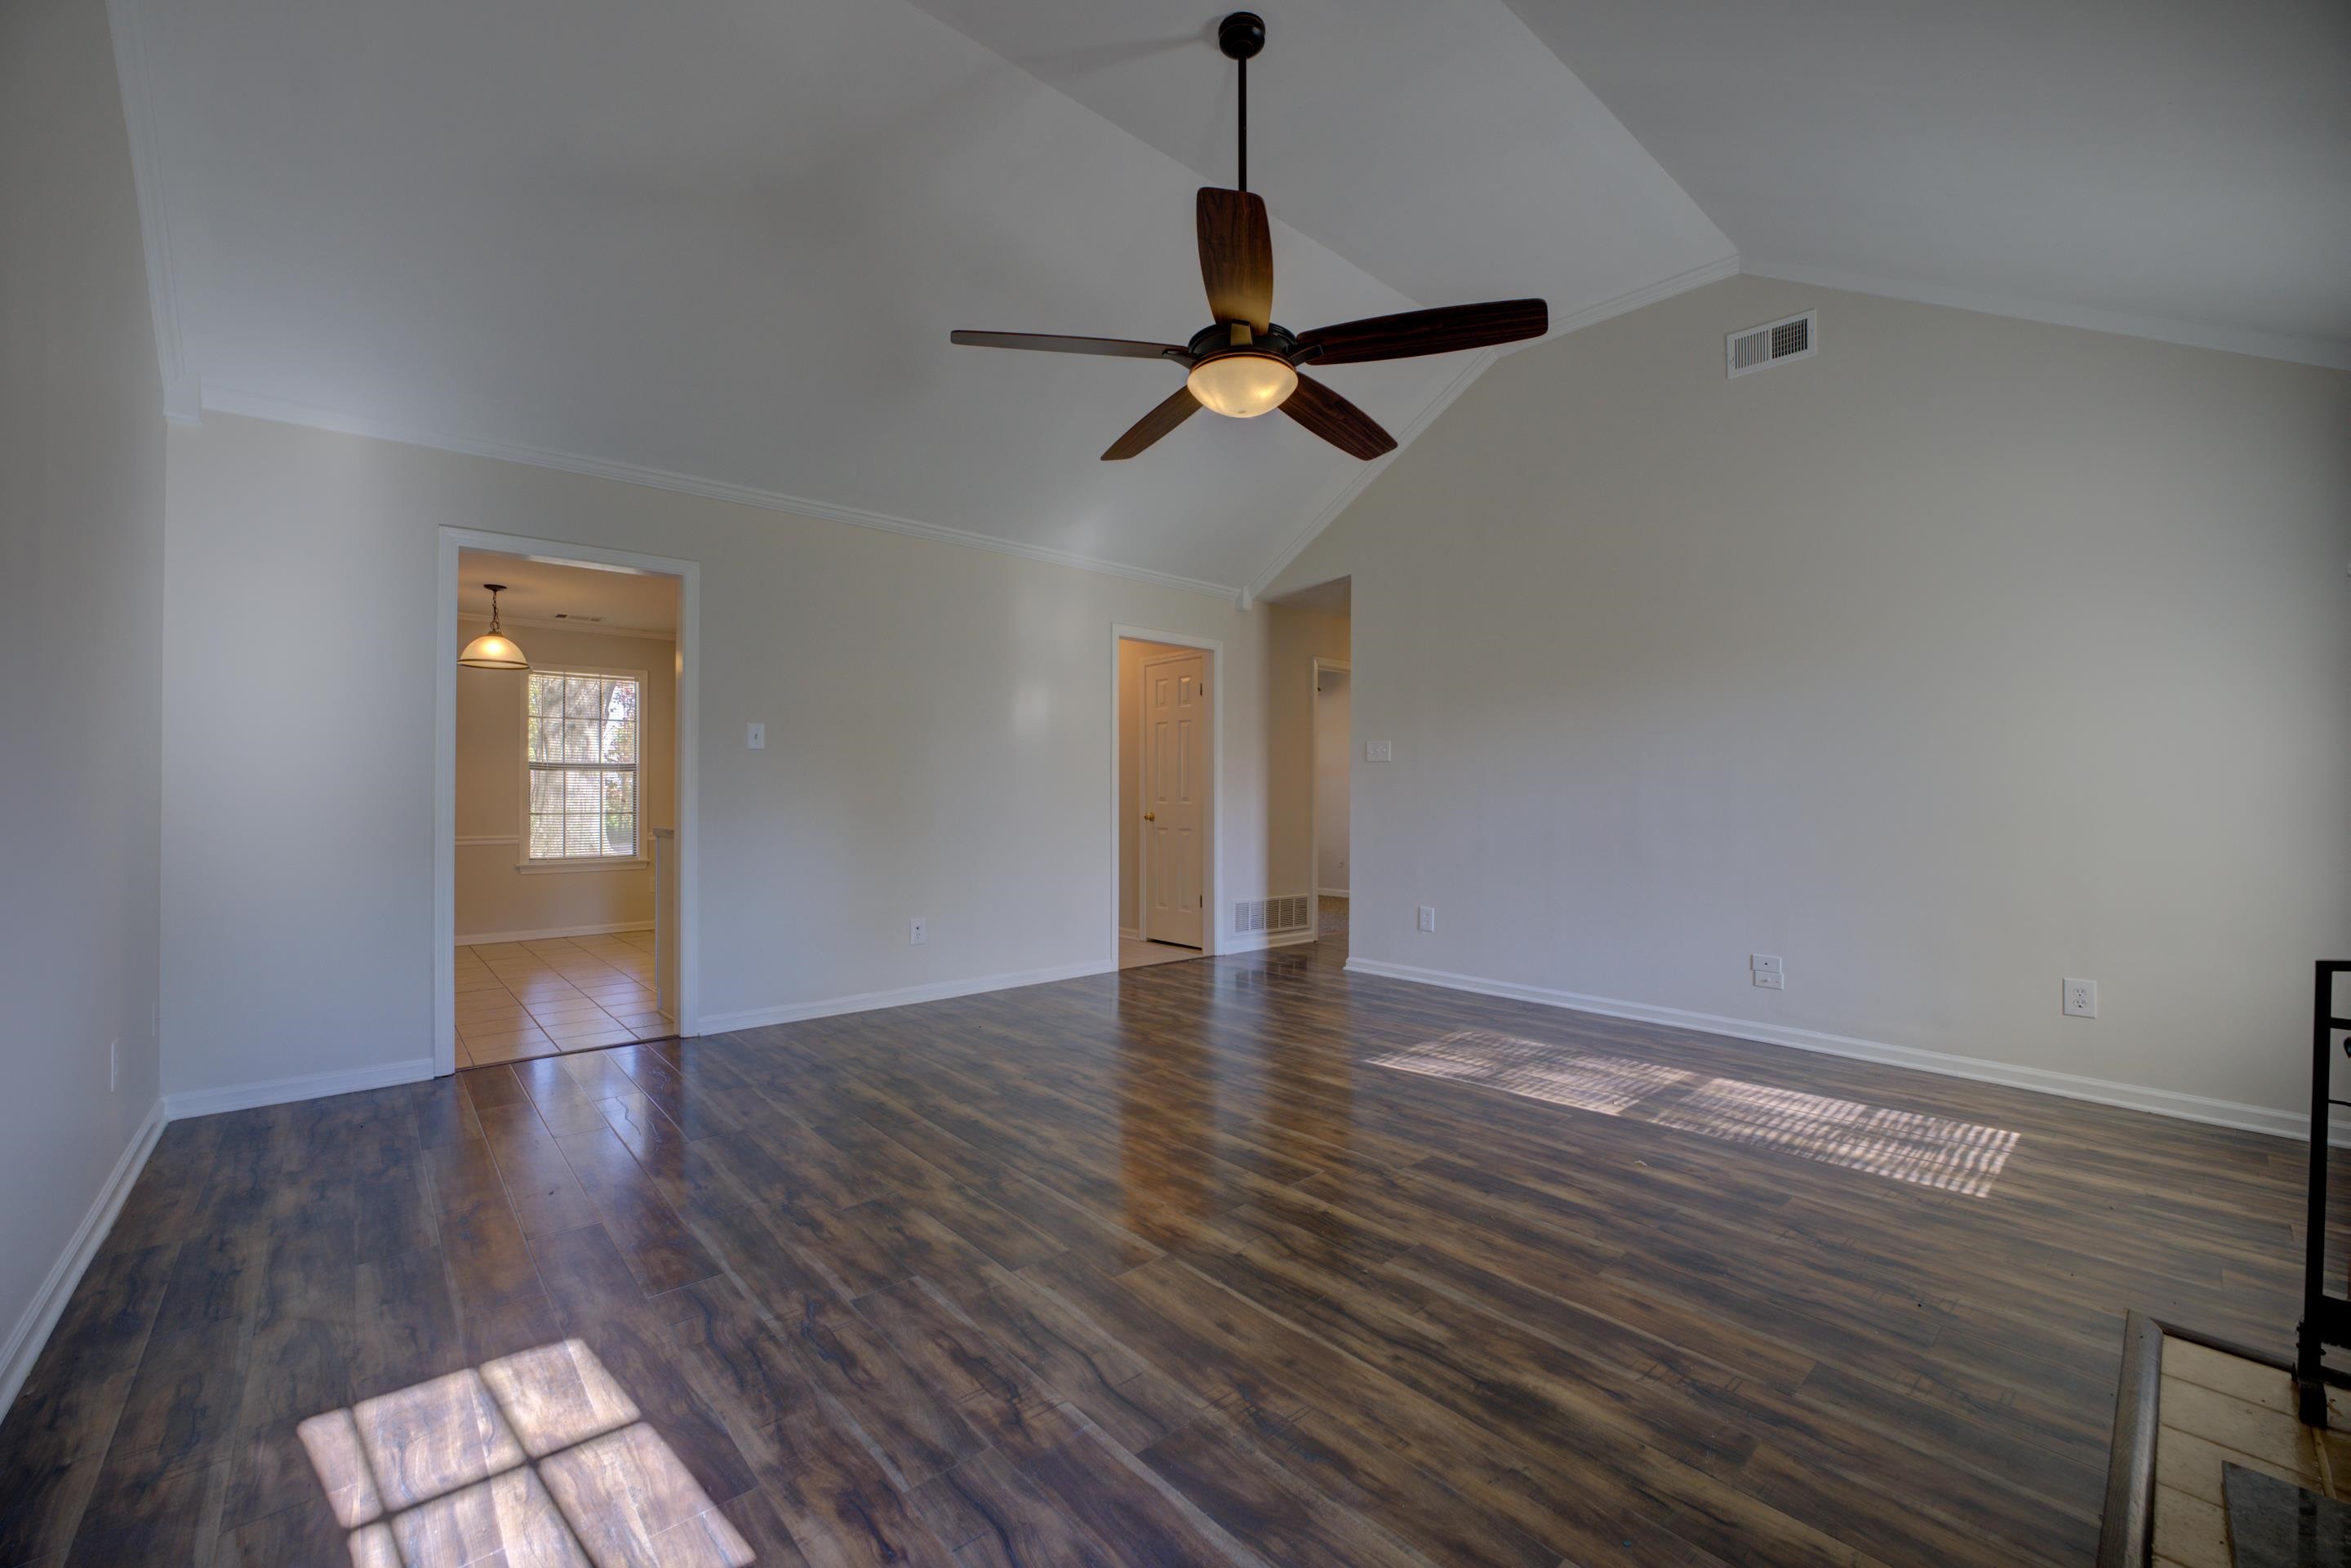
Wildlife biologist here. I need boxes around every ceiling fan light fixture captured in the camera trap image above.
[1187,351,1297,419]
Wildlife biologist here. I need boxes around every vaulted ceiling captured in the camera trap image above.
[117,0,2348,598]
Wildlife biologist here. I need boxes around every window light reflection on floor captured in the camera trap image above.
[298,1339,753,1567]
[1371,1029,2020,1197]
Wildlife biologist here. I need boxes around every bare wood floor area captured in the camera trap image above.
[0,935,2316,1566]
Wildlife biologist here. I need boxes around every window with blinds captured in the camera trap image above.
[525,670,641,860]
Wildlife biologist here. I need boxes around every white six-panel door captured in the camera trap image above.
[1141,650,1207,948]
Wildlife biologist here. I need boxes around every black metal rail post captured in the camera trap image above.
[2296,959,2351,1424]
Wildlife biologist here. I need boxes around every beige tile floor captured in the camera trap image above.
[454,931,669,1067]
[2152,1335,2351,1567]
[1118,935,1202,970]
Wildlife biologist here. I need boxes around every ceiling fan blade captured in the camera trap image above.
[952,331,1188,361]
[1197,188,1273,332]
[1280,374,1397,460]
[1101,384,1202,460]
[1295,299,1549,365]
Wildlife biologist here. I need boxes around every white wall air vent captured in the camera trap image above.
[1727,309,1817,377]
[1234,897,1311,935]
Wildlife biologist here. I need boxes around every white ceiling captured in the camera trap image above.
[458,550,679,634]
[120,0,2346,599]
[1504,0,2351,359]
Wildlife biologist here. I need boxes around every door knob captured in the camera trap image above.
[1144,811,1156,821]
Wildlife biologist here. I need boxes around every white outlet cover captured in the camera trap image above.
[1750,953,1784,976]
[1366,740,1393,762]
[1416,905,1436,932]
[2063,978,2097,1018]
[910,917,927,945]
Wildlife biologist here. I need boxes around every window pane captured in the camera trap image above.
[565,676,600,718]
[605,722,637,765]
[529,815,564,858]
[606,681,638,726]
[562,770,601,814]
[530,772,564,815]
[565,812,602,856]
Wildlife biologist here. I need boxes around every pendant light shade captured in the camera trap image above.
[459,584,530,670]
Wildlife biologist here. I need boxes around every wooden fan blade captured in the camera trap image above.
[952,331,1188,361]
[1279,374,1397,460]
[1102,384,1202,460]
[1197,189,1273,332]
[1295,299,1549,365]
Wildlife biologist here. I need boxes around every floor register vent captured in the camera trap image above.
[1727,309,1817,377]
[1236,896,1310,934]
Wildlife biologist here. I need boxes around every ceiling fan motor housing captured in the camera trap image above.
[1218,12,1265,61]
[1184,321,1304,366]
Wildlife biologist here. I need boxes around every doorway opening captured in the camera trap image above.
[434,530,700,1077]
[1113,627,1218,971]
[1313,657,1351,948]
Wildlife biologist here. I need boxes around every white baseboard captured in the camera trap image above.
[1316,886,1349,899]
[0,1099,167,1415]
[1343,957,2331,1143]
[162,1056,440,1120]
[457,921,652,945]
[697,959,1119,1035]
[1221,929,1319,954]
[1118,926,1144,943]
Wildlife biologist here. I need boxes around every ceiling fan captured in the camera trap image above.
[951,11,1549,462]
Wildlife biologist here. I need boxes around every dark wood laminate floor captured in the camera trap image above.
[0,932,2321,1566]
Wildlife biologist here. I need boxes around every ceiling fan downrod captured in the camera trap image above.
[1219,11,1264,193]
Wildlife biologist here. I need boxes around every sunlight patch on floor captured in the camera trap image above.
[1371,1028,2020,1196]
[300,1339,753,1566]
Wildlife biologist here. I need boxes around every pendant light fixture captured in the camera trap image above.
[458,584,530,670]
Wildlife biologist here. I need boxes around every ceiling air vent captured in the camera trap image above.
[1727,309,1817,378]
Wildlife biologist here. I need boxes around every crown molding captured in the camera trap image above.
[457,611,675,642]
[1240,252,1743,604]
[196,384,1247,602]
[1739,257,2351,371]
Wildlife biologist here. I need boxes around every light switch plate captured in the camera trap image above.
[910,917,927,946]
[746,722,766,751]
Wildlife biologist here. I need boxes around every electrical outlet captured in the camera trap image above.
[1366,740,1393,762]
[909,917,927,946]
[746,722,766,751]
[1416,905,1437,932]
[1751,953,1784,990]
[2063,978,2096,1018]
[109,1039,118,1093]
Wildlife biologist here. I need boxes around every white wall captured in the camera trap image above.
[162,411,1295,1098]
[1315,670,1351,895]
[1270,275,2351,1124]
[0,0,166,1397]
[456,620,675,942]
